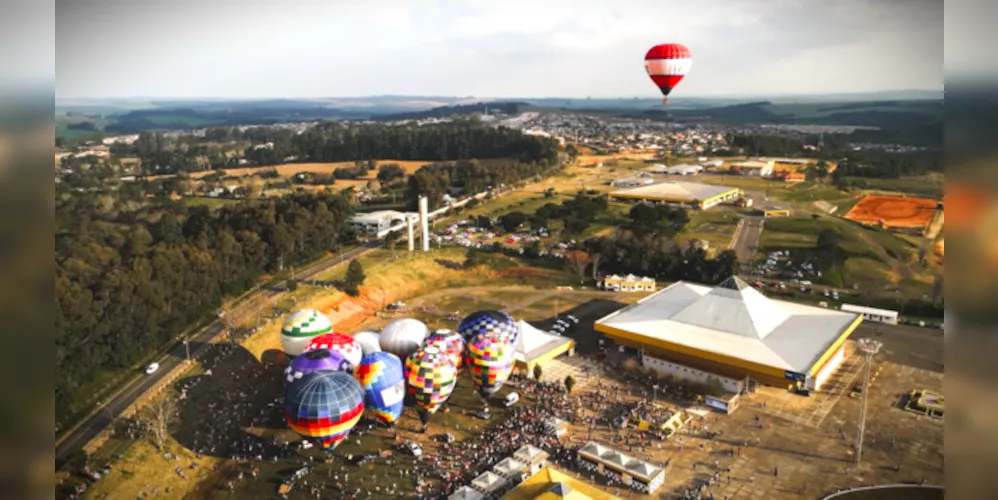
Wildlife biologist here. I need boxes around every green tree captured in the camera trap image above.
[564,375,576,394]
[287,279,298,291]
[500,211,527,232]
[705,376,726,398]
[464,248,486,268]
[344,259,366,296]
[533,364,543,380]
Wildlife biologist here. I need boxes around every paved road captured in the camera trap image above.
[733,215,765,269]
[54,239,381,471]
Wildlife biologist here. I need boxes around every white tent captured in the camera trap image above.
[515,320,574,366]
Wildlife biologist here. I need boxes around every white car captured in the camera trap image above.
[404,442,422,457]
[145,362,160,375]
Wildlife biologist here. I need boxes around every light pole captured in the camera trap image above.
[183,339,191,362]
[855,338,883,465]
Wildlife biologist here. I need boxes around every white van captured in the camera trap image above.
[504,392,520,407]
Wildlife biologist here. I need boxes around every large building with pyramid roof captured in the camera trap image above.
[594,276,862,389]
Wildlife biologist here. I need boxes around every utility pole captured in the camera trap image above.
[855,338,883,465]
[183,339,191,362]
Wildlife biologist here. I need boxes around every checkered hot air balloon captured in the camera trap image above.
[421,329,465,369]
[283,348,353,386]
[463,332,515,398]
[456,310,518,346]
[404,345,457,424]
[304,333,363,368]
[283,371,364,451]
[281,309,333,356]
[354,352,406,425]
[352,331,382,355]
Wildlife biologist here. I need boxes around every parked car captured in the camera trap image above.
[145,362,160,375]
[504,392,520,407]
[404,442,422,457]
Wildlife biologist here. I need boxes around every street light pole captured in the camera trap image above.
[855,338,883,465]
[183,339,191,362]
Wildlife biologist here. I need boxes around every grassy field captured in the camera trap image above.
[680,207,742,249]
[845,174,944,198]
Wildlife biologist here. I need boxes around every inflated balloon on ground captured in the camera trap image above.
[283,370,364,450]
[284,348,353,386]
[404,345,457,425]
[456,310,518,346]
[354,351,406,425]
[280,309,333,356]
[421,329,465,369]
[379,318,429,358]
[464,332,516,398]
[352,330,382,355]
[305,333,363,367]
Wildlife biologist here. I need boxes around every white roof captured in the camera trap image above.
[840,303,898,319]
[471,471,507,492]
[350,210,406,224]
[514,444,550,465]
[595,277,860,373]
[577,441,663,483]
[515,320,574,364]
[492,457,529,477]
[449,486,484,500]
[611,181,737,202]
[732,160,771,168]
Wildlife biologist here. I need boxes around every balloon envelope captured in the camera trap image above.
[281,309,333,356]
[464,332,516,398]
[305,333,363,368]
[422,329,465,369]
[644,43,692,101]
[379,318,429,358]
[352,331,382,355]
[284,371,364,450]
[355,352,406,424]
[284,348,353,386]
[404,345,457,416]
[457,310,518,346]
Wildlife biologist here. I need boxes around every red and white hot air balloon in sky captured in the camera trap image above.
[644,43,692,105]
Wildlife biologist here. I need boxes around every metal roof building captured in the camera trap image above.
[594,277,862,389]
[609,181,740,209]
[514,321,575,373]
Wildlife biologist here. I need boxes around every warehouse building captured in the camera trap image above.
[729,160,774,177]
[608,181,740,210]
[348,210,409,236]
[594,276,862,391]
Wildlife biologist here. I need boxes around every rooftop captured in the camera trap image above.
[501,466,621,500]
[515,320,574,364]
[349,210,407,224]
[577,442,665,483]
[594,277,861,373]
[610,181,738,202]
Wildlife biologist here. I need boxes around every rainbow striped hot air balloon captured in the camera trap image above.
[457,310,518,346]
[305,333,363,368]
[464,332,515,399]
[404,345,457,425]
[283,348,353,387]
[354,352,406,425]
[283,371,364,451]
[422,329,465,369]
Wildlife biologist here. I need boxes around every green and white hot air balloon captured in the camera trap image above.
[281,309,333,356]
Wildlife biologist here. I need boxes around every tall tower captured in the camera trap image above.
[418,196,430,252]
[406,215,415,252]
[854,338,883,465]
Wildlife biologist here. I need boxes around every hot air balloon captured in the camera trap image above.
[354,352,406,425]
[404,345,457,429]
[304,333,363,368]
[457,310,518,346]
[463,332,516,399]
[379,318,429,358]
[422,329,465,369]
[644,43,692,105]
[284,371,364,451]
[281,309,333,356]
[352,331,382,355]
[283,348,353,386]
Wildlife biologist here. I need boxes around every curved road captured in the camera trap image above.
[54,240,381,471]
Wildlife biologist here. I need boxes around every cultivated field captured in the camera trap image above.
[844,195,940,231]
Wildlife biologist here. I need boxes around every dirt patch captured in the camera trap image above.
[844,195,939,230]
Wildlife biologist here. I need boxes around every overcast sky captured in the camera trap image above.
[56,0,943,99]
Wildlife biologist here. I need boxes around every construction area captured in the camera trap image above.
[843,195,941,233]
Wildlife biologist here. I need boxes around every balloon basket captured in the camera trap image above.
[662,99,669,105]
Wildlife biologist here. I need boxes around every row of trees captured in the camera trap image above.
[583,235,740,285]
[405,157,562,210]
[55,191,356,421]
